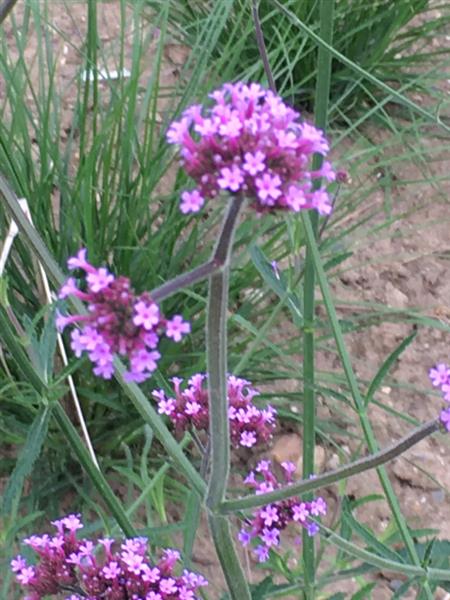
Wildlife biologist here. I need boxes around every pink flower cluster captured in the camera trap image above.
[152,374,277,449]
[57,249,190,382]
[238,461,327,563]
[167,82,335,215]
[11,514,208,599]
[429,363,450,431]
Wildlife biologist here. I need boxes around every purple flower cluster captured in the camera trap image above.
[238,461,327,563]
[152,374,277,449]
[57,249,190,382]
[11,514,208,599]
[167,82,335,215]
[429,363,450,430]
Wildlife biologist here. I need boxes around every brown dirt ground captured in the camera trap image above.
[2,2,450,599]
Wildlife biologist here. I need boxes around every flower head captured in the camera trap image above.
[238,462,327,562]
[12,516,208,599]
[57,249,190,382]
[167,82,334,215]
[152,374,276,449]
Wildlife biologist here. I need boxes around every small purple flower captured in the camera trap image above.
[166,315,191,342]
[260,505,279,527]
[255,545,270,563]
[238,529,251,547]
[292,503,310,523]
[307,522,320,537]
[243,151,266,176]
[133,301,160,330]
[217,165,244,192]
[255,172,282,204]
[10,556,27,572]
[240,430,257,447]
[261,527,280,548]
[86,267,114,293]
[180,189,204,214]
[103,561,122,579]
[429,363,450,387]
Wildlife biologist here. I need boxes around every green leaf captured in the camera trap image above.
[365,330,417,406]
[1,405,51,515]
[351,582,376,599]
[249,243,303,325]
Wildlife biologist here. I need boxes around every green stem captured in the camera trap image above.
[205,196,250,600]
[220,418,440,513]
[301,212,434,599]
[320,522,450,582]
[206,196,243,510]
[302,2,334,595]
[208,515,252,599]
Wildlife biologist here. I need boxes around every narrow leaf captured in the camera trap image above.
[1,405,51,515]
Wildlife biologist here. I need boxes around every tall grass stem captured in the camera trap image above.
[302,2,334,595]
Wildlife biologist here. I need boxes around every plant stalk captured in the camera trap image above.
[302,1,334,596]
[205,196,250,600]
[219,418,440,513]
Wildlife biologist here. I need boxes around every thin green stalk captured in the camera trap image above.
[302,2,334,595]
[208,515,251,600]
[206,196,244,509]
[205,196,250,600]
[320,523,450,582]
[300,212,434,599]
[220,418,440,513]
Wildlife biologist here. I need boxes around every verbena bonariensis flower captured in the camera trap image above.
[167,82,335,215]
[238,460,327,563]
[11,514,208,599]
[57,249,190,383]
[429,363,450,431]
[152,374,277,449]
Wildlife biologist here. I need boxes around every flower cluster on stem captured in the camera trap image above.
[11,514,208,599]
[152,374,277,449]
[429,363,450,430]
[238,460,327,563]
[167,82,334,215]
[57,249,190,382]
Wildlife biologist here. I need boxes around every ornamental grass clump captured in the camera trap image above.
[56,249,190,383]
[238,460,327,563]
[167,82,335,215]
[152,374,277,449]
[11,515,208,600]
